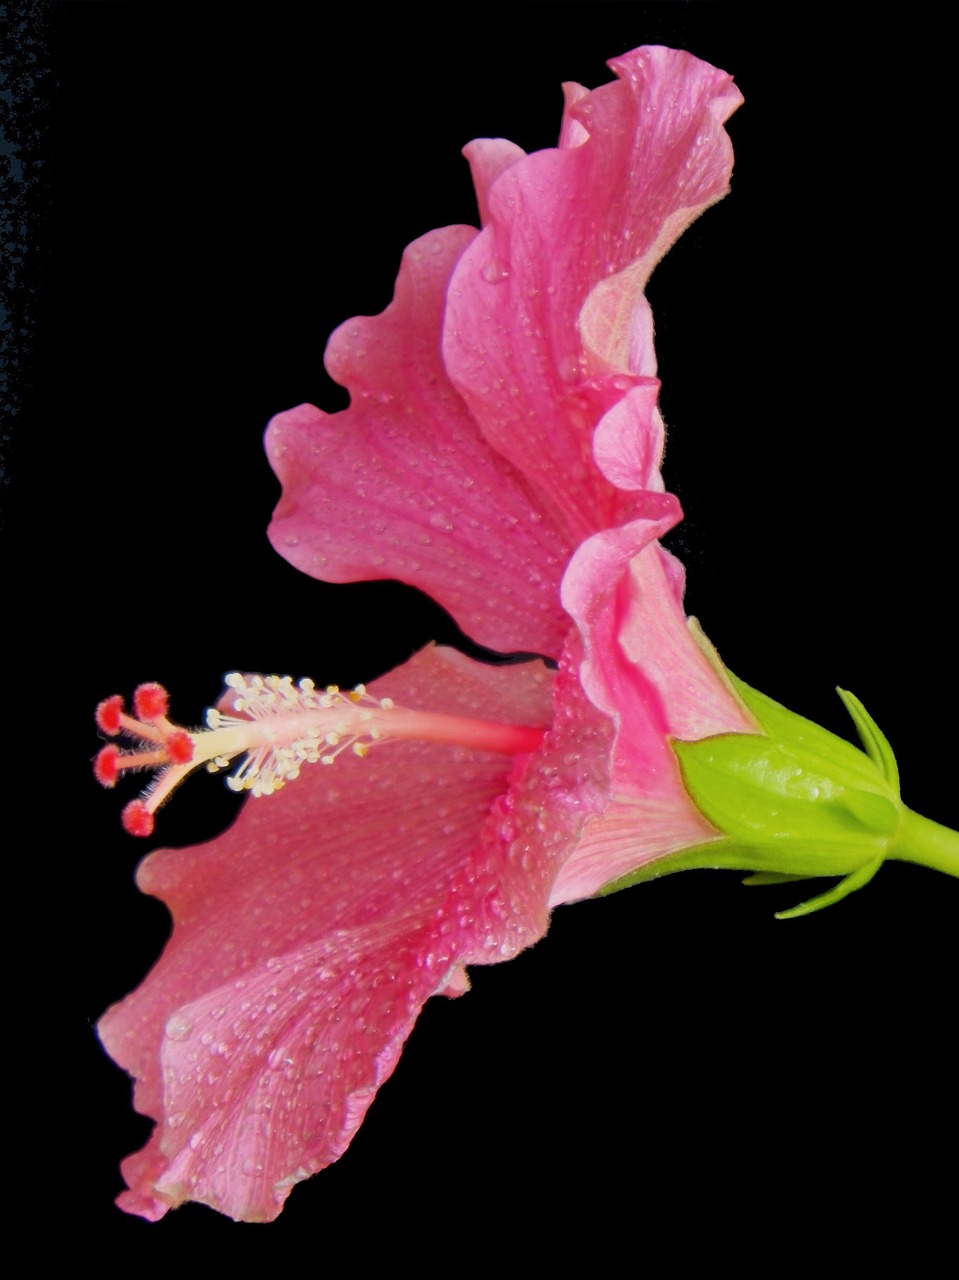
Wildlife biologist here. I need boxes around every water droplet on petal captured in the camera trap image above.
[164,1013,193,1041]
[481,260,510,284]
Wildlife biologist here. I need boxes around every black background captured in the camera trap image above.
[8,0,956,1257]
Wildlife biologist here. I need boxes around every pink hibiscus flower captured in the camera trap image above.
[97,46,756,1222]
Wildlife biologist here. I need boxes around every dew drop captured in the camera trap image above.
[481,260,510,284]
[164,1013,193,1042]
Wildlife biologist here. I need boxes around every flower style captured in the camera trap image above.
[97,47,756,1222]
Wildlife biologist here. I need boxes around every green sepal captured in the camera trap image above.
[726,674,897,793]
[773,856,884,920]
[835,688,900,793]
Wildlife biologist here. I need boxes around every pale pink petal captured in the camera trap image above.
[552,509,758,903]
[443,46,741,541]
[591,381,667,493]
[99,647,554,1222]
[266,227,572,658]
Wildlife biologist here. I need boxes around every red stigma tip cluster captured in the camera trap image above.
[93,682,200,836]
[93,673,411,835]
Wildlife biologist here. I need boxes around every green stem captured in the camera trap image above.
[889,808,959,880]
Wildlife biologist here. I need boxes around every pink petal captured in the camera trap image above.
[497,631,618,911]
[463,137,527,228]
[578,48,744,374]
[266,227,572,658]
[99,647,554,1222]
[557,81,591,150]
[443,47,742,541]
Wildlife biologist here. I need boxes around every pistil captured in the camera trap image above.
[94,673,545,836]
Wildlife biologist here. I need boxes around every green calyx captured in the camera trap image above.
[604,674,958,919]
